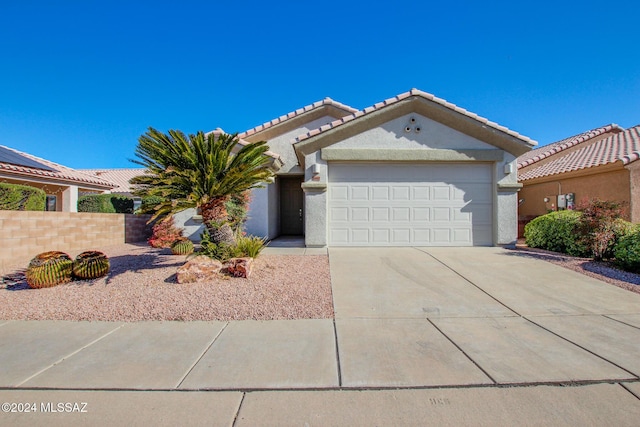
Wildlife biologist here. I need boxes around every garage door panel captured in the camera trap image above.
[328,163,493,246]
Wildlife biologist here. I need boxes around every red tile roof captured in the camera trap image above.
[519,126,640,181]
[517,124,624,169]
[80,168,148,193]
[238,97,358,139]
[294,89,537,146]
[0,145,116,188]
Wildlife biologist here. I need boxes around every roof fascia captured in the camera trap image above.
[294,97,535,165]
[242,104,355,143]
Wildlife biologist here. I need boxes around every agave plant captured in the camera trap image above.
[171,239,194,255]
[73,251,110,280]
[26,251,73,289]
[131,128,276,245]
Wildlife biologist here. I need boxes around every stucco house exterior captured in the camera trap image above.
[0,145,115,211]
[517,124,640,229]
[235,89,536,247]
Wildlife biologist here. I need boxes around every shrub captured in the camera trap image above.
[235,235,266,258]
[171,239,194,255]
[26,251,73,288]
[199,228,241,261]
[148,216,184,248]
[575,199,629,260]
[78,194,134,213]
[524,210,588,256]
[73,251,110,280]
[0,182,46,211]
[139,196,165,214]
[614,228,640,273]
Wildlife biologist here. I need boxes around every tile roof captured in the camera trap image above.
[519,126,640,181]
[0,145,116,188]
[294,89,537,146]
[80,168,148,193]
[517,124,624,169]
[237,97,358,139]
[204,128,282,162]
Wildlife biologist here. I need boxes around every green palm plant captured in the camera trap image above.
[131,128,275,245]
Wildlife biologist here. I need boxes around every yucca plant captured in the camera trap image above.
[131,128,276,245]
[73,251,110,280]
[26,251,73,288]
[171,239,194,255]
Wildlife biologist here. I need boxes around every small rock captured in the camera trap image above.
[225,257,253,278]
[176,256,223,284]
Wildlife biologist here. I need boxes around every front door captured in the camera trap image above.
[280,176,304,235]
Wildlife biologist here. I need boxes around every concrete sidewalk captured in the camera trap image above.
[1,247,640,425]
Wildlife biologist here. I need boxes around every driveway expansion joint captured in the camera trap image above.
[415,248,522,317]
[426,318,497,385]
[523,316,640,379]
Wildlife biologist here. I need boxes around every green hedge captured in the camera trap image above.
[0,183,46,211]
[138,196,165,213]
[614,229,640,273]
[524,210,589,256]
[78,194,134,213]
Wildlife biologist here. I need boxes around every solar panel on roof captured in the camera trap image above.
[0,146,57,172]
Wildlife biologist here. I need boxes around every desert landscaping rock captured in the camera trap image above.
[0,244,333,321]
[176,255,223,284]
[225,257,253,278]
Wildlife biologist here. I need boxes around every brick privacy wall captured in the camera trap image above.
[0,211,152,271]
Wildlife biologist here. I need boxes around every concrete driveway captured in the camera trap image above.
[331,247,640,387]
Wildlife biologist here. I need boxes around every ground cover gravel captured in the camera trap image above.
[0,244,334,321]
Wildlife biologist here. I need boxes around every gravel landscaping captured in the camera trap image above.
[0,244,334,321]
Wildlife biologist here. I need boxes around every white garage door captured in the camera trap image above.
[328,163,493,246]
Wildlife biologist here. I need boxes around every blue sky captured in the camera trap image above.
[1,1,638,169]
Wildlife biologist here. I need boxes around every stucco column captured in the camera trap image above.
[62,185,78,212]
[301,182,327,247]
[496,183,522,247]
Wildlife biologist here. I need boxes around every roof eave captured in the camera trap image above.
[294,96,536,165]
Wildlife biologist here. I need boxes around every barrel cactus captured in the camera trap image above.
[171,239,194,255]
[73,251,110,280]
[26,251,73,289]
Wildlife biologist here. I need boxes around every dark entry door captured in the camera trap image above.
[280,176,304,235]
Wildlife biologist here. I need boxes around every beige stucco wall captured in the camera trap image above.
[0,211,128,270]
[625,161,640,222]
[518,166,631,220]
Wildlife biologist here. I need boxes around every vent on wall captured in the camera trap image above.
[404,117,421,134]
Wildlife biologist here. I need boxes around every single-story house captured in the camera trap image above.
[0,145,115,211]
[517,124,640,228]
[234,89,536,247]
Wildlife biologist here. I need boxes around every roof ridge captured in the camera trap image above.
[294,89,537,146]
[237,98,358,139]
[517,124,625,169]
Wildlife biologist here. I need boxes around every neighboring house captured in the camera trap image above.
[80,168,148,210]
[237,89,536,247]
[0,145,115,212]
[517,124,640,228]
